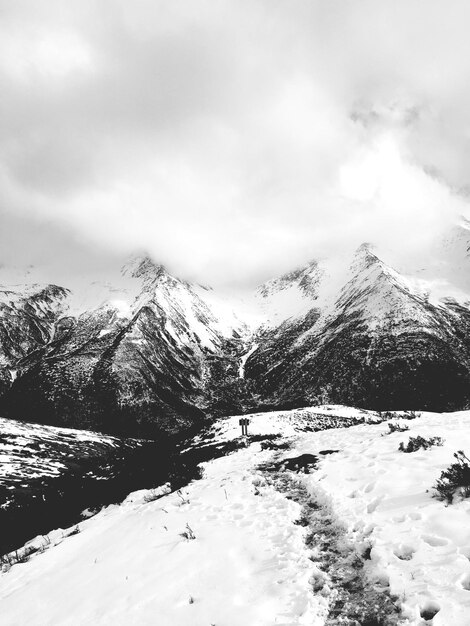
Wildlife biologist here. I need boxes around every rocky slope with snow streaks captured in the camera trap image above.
[246,238,470,412]
[3,223,470,434]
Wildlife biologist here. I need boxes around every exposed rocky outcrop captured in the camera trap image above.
[0,284,69,395]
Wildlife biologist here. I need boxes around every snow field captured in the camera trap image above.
[0,442,325,625]
[3,406,470,624]
[288,411,470,625]
[194,404,372,446]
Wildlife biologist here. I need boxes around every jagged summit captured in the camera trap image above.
[121,254,167,281]
[255,259,323,327]
[258,259,321,298]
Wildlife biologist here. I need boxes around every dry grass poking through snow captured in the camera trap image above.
[1,525,81,573]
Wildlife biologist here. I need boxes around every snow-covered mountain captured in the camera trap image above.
[246,228,470,412]
[0,283,69,396]
[0,257,248,437]
[2,223,470,436]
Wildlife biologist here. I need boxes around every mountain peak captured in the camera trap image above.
[349,242,383,275]
[121,255,167,281]
[353,241,379,260]
[258,259,321,298]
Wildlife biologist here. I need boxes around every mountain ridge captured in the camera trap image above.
[2,228,470,436]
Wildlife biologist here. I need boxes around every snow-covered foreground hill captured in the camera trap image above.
[2,406,470,625]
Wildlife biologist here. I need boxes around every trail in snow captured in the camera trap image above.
[259,453,400,625]
[285,410,470,625]
[0,406,365,625]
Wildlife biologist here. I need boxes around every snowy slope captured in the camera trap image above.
[0,421,327,626]
[9,405,470,624]
[1,407,469,624]
[288,410,470,625]
[255,260,324,326]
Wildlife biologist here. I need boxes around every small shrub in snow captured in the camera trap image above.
[403,410,421,420]
[0,544,36,571]
[377,411,396,421]
[387,422,409,434]
[0,554,13,571]
[294,511,311,527]
[398,435,444,453]
[433,450,470,504]
[179,523,196,541]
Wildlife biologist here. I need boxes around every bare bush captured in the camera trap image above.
[398,435,443,453]
[434,450,470,504]
[179,523,196,541]
[387,422,409,434]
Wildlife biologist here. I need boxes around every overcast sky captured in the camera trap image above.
[1,0,470,289]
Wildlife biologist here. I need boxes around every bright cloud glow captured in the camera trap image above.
[0,29,93,80]
[1,0,470,289]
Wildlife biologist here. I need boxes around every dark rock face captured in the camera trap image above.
[0,284,69,396]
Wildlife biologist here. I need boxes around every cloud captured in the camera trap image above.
[1,0,470,289]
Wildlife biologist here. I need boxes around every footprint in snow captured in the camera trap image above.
[366,496,384,513]
[422,534,449,547]
[458,572,470,591]
[238,519,253,527]
[419,600,441,621]
[393,544,416,560]
[363,523,377,535]
[458,546,470,560]
[364,482,375,493]
[230,502,244,510]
